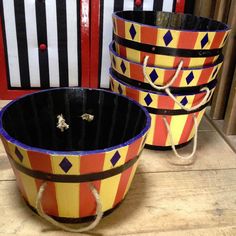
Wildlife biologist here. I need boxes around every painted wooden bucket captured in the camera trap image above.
[0,88,150,224]
[112,11,230,68]
[110,70,216,149]
[109,41,223,90]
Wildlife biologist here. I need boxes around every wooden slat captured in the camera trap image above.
[210,0,236,119]
[223,66,236,134]
[0,169,235,235]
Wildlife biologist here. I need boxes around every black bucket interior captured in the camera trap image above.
[115,11,228,31]
[1,89,148,152]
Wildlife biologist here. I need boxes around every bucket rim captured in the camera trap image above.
[0,88,151,155]
[112,11,231,33]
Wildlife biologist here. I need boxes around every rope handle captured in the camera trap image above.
[163,114,198,163]
[143,56,213,112]
[36,182,103,233]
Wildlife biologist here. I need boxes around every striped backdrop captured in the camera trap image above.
[90,0,195,88]
[0,0,90,99]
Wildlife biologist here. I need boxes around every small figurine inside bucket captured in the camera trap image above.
[0,88,150,232]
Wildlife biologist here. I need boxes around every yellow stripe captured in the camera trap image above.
[179,69,201,87]
[139,91,158,108]
[194,32,210,49]
[146,113,156,145]
[124,161,139,196]
[51,155,80,175]
[220,31,229,47]
[188,57,207,67]
[55,183,79,218]
[125,22,140,42]
[103,146,128,171]
[188,109,206,140]
[165,114,189,146]
[19,172,38,208]
[205,32,216,49]
[156,29,180,48]
[154,54,175,67]
[99,174,121,212]
[126,47,140,64]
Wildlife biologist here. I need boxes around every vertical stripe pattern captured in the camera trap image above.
[0,0,82,89]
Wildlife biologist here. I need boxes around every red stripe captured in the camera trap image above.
[89,0,100,88]
[126,86,139,102]
[116,17,125,38]
[175,0,185,13]
[140,51,155,66]
[141,26,157,45]
[28,151,58,216]
[153,115,172,146]
[126,138,142,162]
[80,0,90,87]
[198,66,214,85]
[173,57,190,68]
[163,69,183,87]
[157,94,175,110]
[178,113,199,144]
[129,62,143,82]
[113,166,133,207]
[119,44,127,58]
[210,31,226,49]
[0,18,36,99]
[79,153,105,217]
[203,56,217,67]
[177,31,198,49]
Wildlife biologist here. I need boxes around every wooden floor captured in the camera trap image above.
[0,101,236,236]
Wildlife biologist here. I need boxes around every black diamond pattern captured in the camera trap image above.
[180,97,188,106]
[110,151,121,166]
[149,69,158,82]
[118,84,123,94]
[120,61,126,73]
[15,147,23,162]
[201,33,209,48]
[186,71,194,84]
[59,157,72,173]
[144,94,153,106]
[163,30,173,46]
[129,24,136,40]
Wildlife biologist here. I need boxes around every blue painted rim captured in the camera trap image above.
[113,11,230,32]
[0,88,151,156]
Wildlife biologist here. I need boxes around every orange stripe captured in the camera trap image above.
[153,114,171,146]
[113,166,133,207]
[177,31,198,49]
[126,138,142,162]
[141,26,157,45]
[198,66,214,85]
[163,70,183,87]
[210,31,226,49]
[126,86,139,102]
[116,17,125,38]
[157,94,175,110]
[178,113,199,144]
[140,51,155,66]
[35,180,59,216]
[129,62,143,82]
[119,45,127,58]
[79,153,105,217]
[203,56,217,66]
[28,151,58,216]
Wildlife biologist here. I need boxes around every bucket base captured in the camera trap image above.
[25,199,123,224]
[145,139,192,151]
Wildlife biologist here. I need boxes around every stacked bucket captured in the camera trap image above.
[109,11,230,158]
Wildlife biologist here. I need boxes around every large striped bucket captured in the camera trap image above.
[109,41,223,90]
[110,70,216,148]
[0,89,150,225]
[112,11,230,68]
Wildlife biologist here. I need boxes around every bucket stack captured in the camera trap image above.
[109,11,230,159]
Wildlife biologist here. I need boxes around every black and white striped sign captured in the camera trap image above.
[0,0,81,89]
